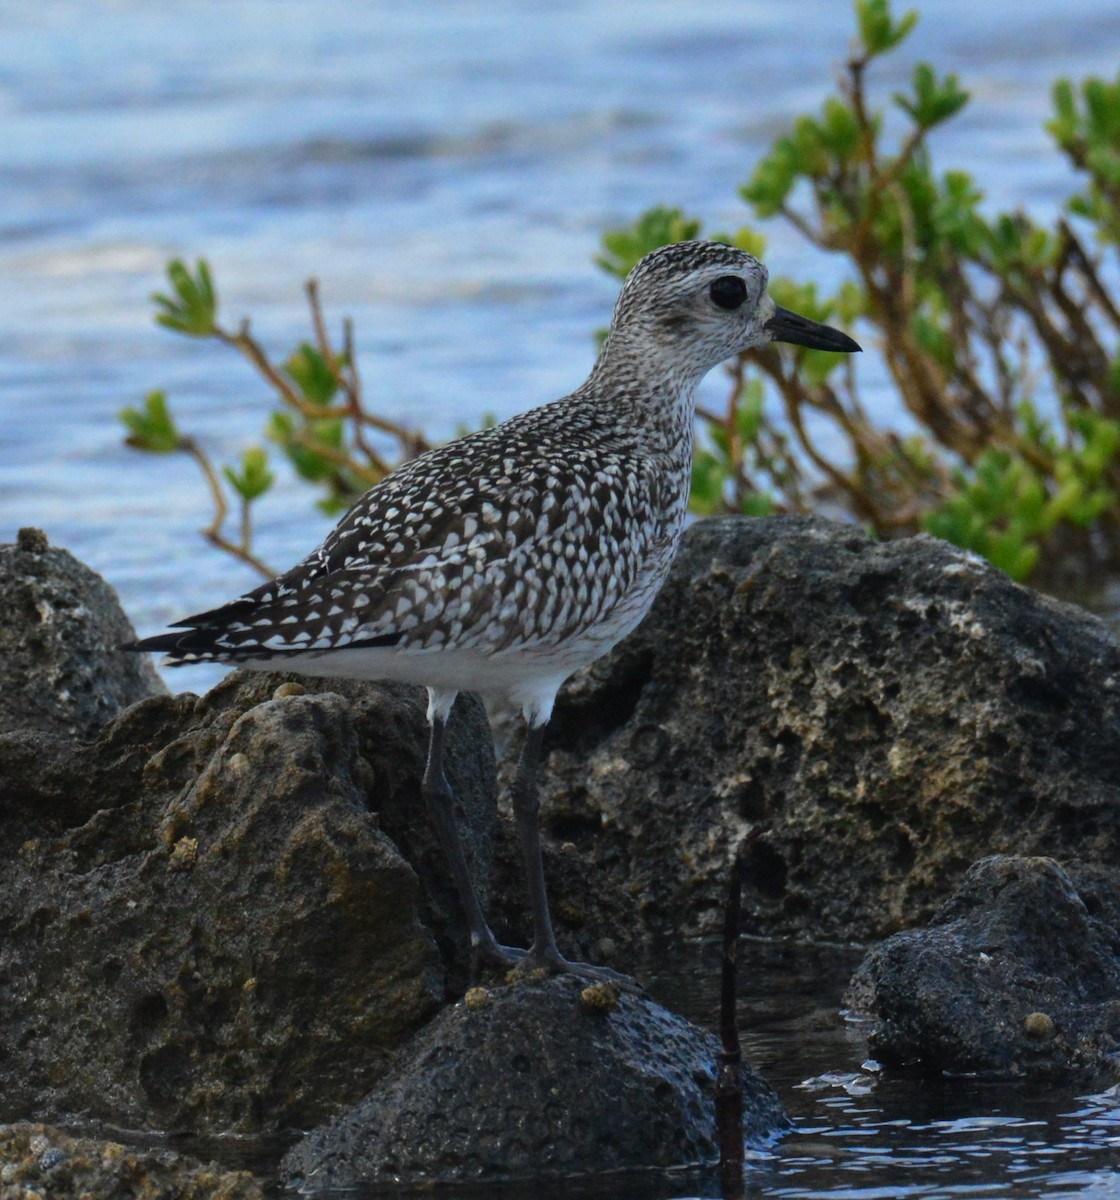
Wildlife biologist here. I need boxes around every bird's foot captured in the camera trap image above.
[508,946,635,988]
[471,935,527,973]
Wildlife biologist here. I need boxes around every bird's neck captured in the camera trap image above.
[581,330,703,460]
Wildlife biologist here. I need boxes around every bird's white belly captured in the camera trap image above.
[243,640,572,693]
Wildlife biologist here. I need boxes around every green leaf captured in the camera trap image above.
[730,227,768,258]
[1084,77,1120,141]
[597,207,704,278]
[152,259,218,337]
[1075,412,1120,476]
[740,139,802,217]
[819,97,862,161]
[222,446,274,502]
[990,532,1039,580]
[268,411,330,482]
[930,169,986,254]
[690,449,727,514]
[1047,78,1079,146]
[857,0,919,57]
[894,63,969,130]
[120,390,181,453]
[286,343,340,407]
[308,418,345,451]
[801,346,851,385]
[735,378,766,443]
[316,492,353,516]
[833,280,868,326]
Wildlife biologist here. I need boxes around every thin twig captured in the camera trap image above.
[306,278,333,361]
[203,529,276,579]
[239,495,252,555]
[180,437,276,578]
[217,315,421,451]
[341,316,394,475]
[215,321,304,410]
[288,431,382,482]
[1059,219,1120,331]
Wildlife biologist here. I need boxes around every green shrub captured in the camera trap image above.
[121,267,429,575]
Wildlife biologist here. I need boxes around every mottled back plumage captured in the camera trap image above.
[157,402,668,667]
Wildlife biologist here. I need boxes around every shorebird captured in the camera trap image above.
[128,240,859,977]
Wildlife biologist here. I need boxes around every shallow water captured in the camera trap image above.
[649,941,1120,1200]
[4,0,1120,694]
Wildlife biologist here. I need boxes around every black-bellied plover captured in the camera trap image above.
[128,240,859,977]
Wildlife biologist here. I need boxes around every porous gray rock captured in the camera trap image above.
[0,527,166,738]
[200,671,501,980]
[847,855,1120,1078]
[542,516,1120,942]
[0,679,450,1133]
[281,974,787,1187]
[187,674,646,985]
[0,1122,264,1198]
[0,652,644,1134]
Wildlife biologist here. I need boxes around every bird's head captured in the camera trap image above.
[605,240,860,382]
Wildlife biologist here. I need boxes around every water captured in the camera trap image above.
[5,3,1120,1193]
[646,941,1120,1200]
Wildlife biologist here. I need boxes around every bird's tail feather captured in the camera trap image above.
[120,627,249,665]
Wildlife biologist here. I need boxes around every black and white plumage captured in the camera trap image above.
[129,240,859,977]
[145,404,677,722]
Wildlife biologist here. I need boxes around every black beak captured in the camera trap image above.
[765,305,861,354]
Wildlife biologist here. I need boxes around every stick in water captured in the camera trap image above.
[716,826,766,1198]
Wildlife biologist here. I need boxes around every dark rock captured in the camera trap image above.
[847,855,1120,1078]
[0,528,166,738]
[0,652,644,1134]
[0,536,694,1152]
[0,691,195,846]
[543,516,1120,941]
[184,674,646,982]
[281,974,787,1187]
[487,814,648,967]
[0,680,447,1133]
[1059,859,1120,935]
[195,671,500,980]
[0,1123,264,1198]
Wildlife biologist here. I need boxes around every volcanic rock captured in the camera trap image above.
[543,516,1120,941]
[0,527,165,739]
[847,855,1120,1078]
[282,973,787,1187]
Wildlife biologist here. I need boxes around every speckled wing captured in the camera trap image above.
[138,414,669,664]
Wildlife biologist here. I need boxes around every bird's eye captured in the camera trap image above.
[709,275,747,311]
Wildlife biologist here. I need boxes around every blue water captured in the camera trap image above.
[4,5,1120,1193]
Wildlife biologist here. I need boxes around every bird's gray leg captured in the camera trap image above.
[422,708,523,972]
[511,722,623,982]
[510,724,561,964]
